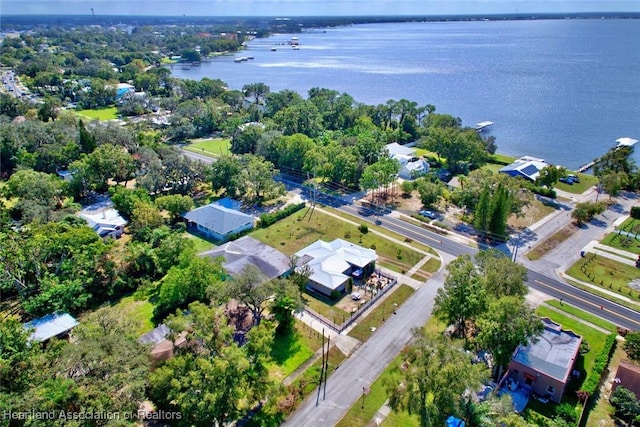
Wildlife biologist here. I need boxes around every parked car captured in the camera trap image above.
[567,174,580,183]
[559,177,573,185]
[419,210,437,219]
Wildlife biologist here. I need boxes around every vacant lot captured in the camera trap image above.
[566,253,640,296]
[250,208,426,274]
[76,106,119,121]
[601,217,640,255]
[184,138,231,156]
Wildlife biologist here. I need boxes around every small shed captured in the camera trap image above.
[23,313,79,342]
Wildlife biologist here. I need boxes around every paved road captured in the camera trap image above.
[283,254,452,427]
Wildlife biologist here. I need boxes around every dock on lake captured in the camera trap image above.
[475,121,493,132]
[577,137,638,173]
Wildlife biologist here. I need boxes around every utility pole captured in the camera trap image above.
[316,329,325,406]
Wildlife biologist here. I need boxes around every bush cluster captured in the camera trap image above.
[258,202,306,228]
[579,333,617,396]
[531,186,557,199]
[631,206,640,219]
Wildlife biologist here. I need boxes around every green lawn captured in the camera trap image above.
[490,153,517,164]
[250,209,426,274]
[348,284,415,342]
[269,321,322,380]
[76,106,119,121]
[544,300,617,332]
[554,173,599,194]
[335,354,402,427]
[183,232,216,253]
[566,253,640,298]
[601,218,640,255]
[184,138,231,156]
[92,295,154,336]
[304,291,350,324]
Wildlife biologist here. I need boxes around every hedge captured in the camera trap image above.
[532,186,557,199]
[579,333,617,396]
[631,206,640,219]
[258,202,306,228]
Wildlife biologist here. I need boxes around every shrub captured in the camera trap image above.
[555,402,578,423]
[631,206,640,219]
[623,331,640,361]
[579,333,617,396]
[258,202,306,228]
[532,186,557,199]
[330,290,342,301]
[358,224,369,234]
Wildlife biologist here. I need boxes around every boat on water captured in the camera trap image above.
[181,66,191,70]
[270,47,277,51]
[292,45,300,50]
[234,57,249,63]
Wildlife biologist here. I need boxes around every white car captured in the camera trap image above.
[351,292,362,301]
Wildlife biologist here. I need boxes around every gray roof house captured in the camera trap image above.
[200,236,292,280]
[23,312,79,342]
[507,318,582,404]
[184,203,254,241]
[499,156,549,182]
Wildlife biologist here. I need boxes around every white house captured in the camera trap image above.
[294,239,377,297]
[78,198,127,239]
[184,203,254,241]
[385,142,429,180]
[499,156,549,182]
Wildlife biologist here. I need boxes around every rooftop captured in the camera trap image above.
[511,318,582,382]
[23,312,79,342]
[612,360,640,400]
[200,235,290,279]
[184,203,254,235]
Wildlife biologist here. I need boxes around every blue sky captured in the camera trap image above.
[3,0,639,16]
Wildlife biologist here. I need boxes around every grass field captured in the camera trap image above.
[601,218,640,255]
[183,232,216,253]
[184,138,231,156]
[544,300,617,332]
[76,106,119,121]
[347,284,415,342]
[304,290,350,324]
[269,321,323,380]
[250,208,426,274]
[527,226,576,260]
[89,295,155,336]
[554,173,599,194]
[335,354,403,427]
[566,253,640,297]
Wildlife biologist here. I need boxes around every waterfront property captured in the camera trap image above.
[23,312,79,342]
[183,202,254,241]
[295,238,377,297]
[507,318,582,404]
[499,156,549,182]
[200,235,291,280]
[385,142,429,180]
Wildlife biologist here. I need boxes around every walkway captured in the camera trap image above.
[581,240,637,266]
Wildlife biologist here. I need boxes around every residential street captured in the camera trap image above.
[283,253,454,427]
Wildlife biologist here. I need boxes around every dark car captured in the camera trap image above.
[559,177,573,185]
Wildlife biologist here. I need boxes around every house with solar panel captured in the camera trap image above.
[499,156,549,182]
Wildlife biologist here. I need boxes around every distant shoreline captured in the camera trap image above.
[2,12,640,30]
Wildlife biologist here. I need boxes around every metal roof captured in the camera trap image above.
[184,203,253,235]
[23,313,79,342]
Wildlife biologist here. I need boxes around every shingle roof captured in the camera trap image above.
[23,313,79,342]
[612,361,640,400]
[200,236,290,279]
[511,318,582,382]
[184,203,253,235]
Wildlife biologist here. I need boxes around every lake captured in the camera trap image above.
[168,19,640,169]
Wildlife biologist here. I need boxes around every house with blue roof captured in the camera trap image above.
[499,156,549,182]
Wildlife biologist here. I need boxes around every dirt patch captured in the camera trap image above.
[526,226,577,261]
